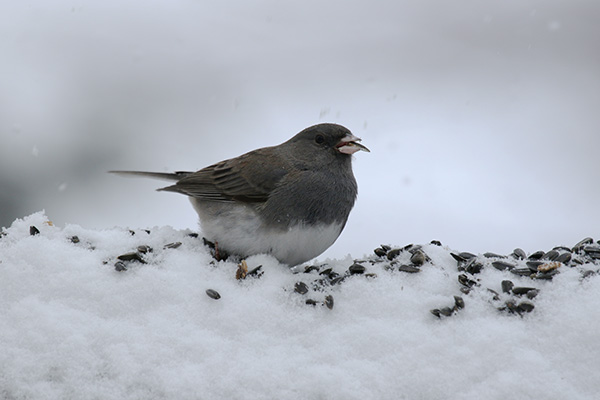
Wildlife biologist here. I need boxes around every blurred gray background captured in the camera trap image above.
[1,0,599,259]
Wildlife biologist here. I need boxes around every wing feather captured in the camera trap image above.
[158,148,289,203]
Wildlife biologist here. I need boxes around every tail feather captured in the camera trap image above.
[109,170,193,181]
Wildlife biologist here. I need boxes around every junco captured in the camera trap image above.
[111,123,369,266]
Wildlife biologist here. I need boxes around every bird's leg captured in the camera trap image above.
[214,241,222,261]
[202,237,228,261]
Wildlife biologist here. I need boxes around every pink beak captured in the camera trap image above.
[336,134,370,155]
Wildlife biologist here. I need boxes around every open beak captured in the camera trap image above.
[336,134,370,155]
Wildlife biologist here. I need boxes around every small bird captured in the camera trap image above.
[111,123,369,266]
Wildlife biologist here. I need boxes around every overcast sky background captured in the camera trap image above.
[1,0,599,260]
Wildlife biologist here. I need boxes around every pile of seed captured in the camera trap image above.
[291,238,599,316]
[20,225,600,316]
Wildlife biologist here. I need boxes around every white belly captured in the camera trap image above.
[191,199,343,266]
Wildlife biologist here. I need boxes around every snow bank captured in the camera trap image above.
[1,212,599,400]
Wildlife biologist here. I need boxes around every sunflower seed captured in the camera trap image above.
[484,252,505,258]
[205,289,221,300]
[451,253,467,263]
[117,252,146,264]
[137,245,152,254]
[501,280,514,293]
[517,301,535,313]
[512,287,537,295]
[114,261,127,272]
[304,265,320,273]
[459,252,477,260]
[492,260,516,271]
[526,261,544,271]
[247,265,263,278]
[528,251,545,260]
[410,250,426,266]
[512,248,526,260]
[454,296,465,309]
[324,295,334,310]
[386,248,402,260]
[511,268,533,277]
[294,282,309,294]
[374,247,387,257]
[458,274,477,288]
[399,264,421,273]
[348,263,366,274]
[543,250,559,261]
[555,252,571,264]
[465,258,484,274]
[573,237,593,252]
[440,307,453,316]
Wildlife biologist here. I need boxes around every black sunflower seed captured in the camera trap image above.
[512,248,526,260]
[386,248,402,260]
[348,263,366,274]
[450,253,467,263]
[517,301,535,313]
[410,250,426,266]
[114,261,127,272]
[484,252,505,259]
[458,274,477,288]
[205,289,221,300]
[492,261,516,271]
[501,280,514,294]
[454,296,465,309]
[465,258,484,274]
[512,287,537,295]
[528,251,545,260]
[459,252,477,260]
[324,295,334,310]
[573,237,593,253]
[555,252,571,264]
[117,252,146,264]
[137,245,152,254]
[399,264,421,273]
[511,268,532,277]
[543,250,559,261]
[439,307,453,317]
[294,282,309,294]
[374,247,387,257]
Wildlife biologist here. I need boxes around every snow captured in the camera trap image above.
[1,212,599,400]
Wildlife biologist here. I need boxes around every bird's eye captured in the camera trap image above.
[315,134,325,144]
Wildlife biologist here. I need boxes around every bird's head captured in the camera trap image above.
[286,123,370,162]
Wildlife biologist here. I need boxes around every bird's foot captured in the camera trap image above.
[202,237,229,261]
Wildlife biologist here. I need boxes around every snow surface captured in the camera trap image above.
[1,212,599,400]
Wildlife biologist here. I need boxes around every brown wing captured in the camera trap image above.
[158,147,289,203]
